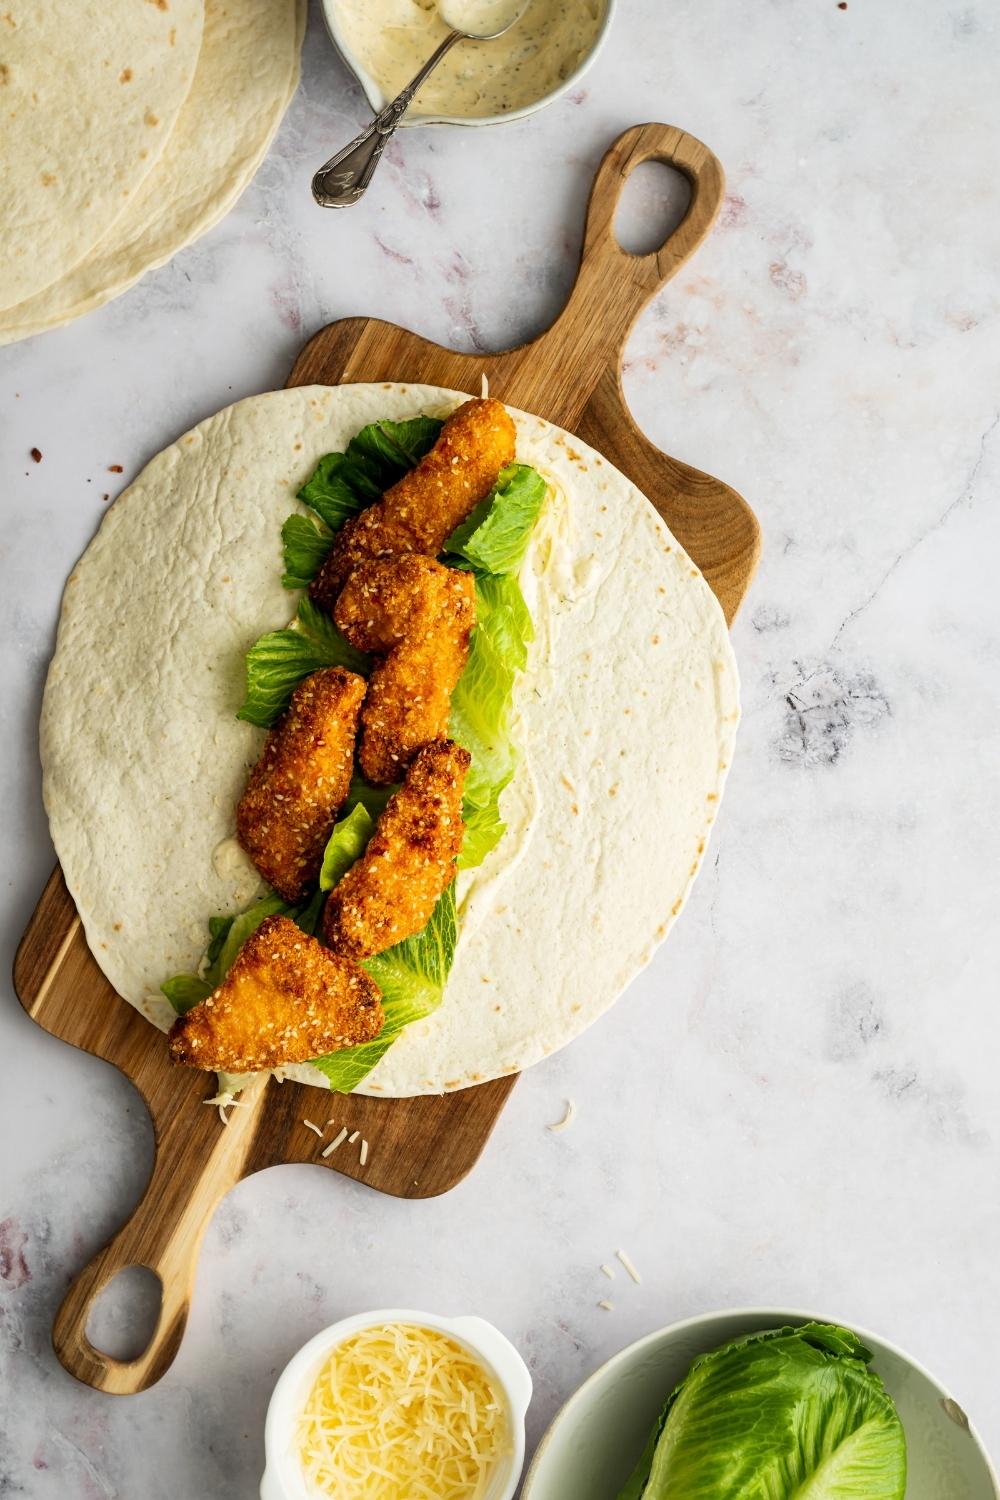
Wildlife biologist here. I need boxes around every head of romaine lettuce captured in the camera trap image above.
[617,1322,906,1500]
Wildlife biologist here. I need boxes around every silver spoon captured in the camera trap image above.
[312,0,529,209]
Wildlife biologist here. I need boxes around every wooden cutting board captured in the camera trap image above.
[13,123,759,1396]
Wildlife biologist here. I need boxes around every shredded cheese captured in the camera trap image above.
[303,1119,324,1138]
[296,1322,511,1499]
[598,1300,614,1312]
[547,1099,576,1132]
[480,372,489,399]
[359,1138,369,1167]
[322,1127,349,1158]
[600,1263,615,1280]
[203,1089,243,1125]
[348,1130,360,1144]
[616,1248,642,1284]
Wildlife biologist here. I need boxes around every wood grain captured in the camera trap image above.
[13,123,759,1395]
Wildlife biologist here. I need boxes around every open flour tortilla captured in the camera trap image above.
[0,0,204,312]
[0,0,303,345]
[40,384,739,1096]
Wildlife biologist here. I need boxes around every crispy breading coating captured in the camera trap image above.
[334,556,476,785]
[168,916,384,1073]
[310,397,516,611]
[236,667,366,902]
[323,741,470,960]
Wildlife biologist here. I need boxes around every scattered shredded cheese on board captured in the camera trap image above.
[321,1127,349,1158]
[296,1322,510,1499]
[546,1099,576,1132]
[302,1119,324,1138]
[359,1138,369,1166]
[616,1248,642,1284]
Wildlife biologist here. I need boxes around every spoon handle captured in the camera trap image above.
[313,31,463,208]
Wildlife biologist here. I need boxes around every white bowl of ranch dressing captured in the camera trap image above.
[321,0,616,127]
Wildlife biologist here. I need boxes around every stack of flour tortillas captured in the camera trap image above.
[0,0,304,345]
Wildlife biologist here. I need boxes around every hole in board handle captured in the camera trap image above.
[614,160,692,257]
[85,1265,162,1362]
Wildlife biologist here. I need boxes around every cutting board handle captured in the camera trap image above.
[537,122,726,384]
[51,1074,268,1394]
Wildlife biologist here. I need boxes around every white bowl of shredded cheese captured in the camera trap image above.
[261,1309,532,1500]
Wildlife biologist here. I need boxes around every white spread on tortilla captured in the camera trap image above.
[40,384,740,1096]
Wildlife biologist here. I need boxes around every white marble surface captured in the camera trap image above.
[2,0,999,1493]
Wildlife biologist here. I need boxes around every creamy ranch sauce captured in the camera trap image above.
[334,0,606,118]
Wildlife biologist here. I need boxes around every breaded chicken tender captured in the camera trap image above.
[334,556,476,785]
[323,741,470,960]
[168,916,383,1073]
[237,667,366,902]
[310,398,516,611]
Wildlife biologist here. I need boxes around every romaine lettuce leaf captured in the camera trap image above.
[458,785,506,868]
[238,597,368,728]
[160,975,213,1015]
[444,464,547,575]
[450,574,534,861]
[319,804,375,891]
[618,1322,906,1500]
[294,416,444,541]
[281,513,332,590]
[310,881,457,1093]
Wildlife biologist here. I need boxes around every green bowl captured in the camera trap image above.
[521,1307,998,1500]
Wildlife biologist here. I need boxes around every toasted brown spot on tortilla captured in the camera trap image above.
[40,171,56,186]
[119,67,133,82]
[0,63,8,82]
[144,108,160,127]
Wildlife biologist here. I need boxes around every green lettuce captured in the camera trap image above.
[451,573,533,818]
[444,463,547,576]
[310,880,457,1093]
[160,974,214,1015]
[318,803,375,891]
[238,597,367,729]
[617,1322,906,1500]
[281,514,332,590]
[288,415,444,583]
